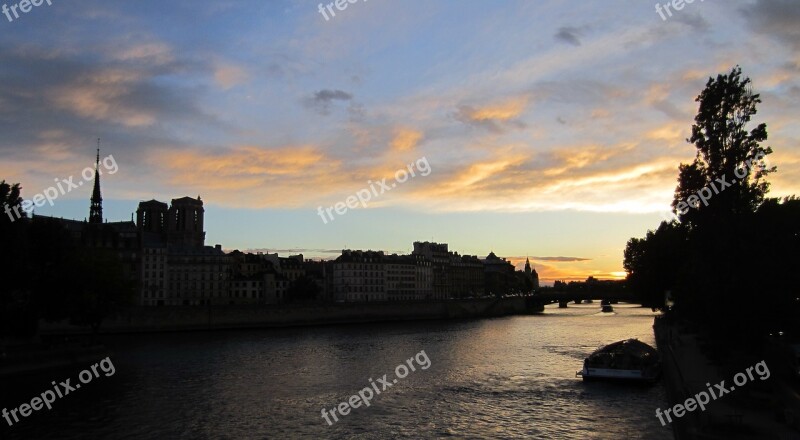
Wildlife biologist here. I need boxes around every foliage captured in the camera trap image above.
[0,196,135,338]
[287,275,321,303]
[673,66,775,228]
[624,67,797,336]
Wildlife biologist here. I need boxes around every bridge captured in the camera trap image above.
[524,289,638,312]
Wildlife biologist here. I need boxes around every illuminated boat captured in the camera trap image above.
[576,339,660,383]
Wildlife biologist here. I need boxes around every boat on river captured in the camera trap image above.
[576,339,660,383]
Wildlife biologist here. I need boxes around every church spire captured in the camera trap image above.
[89,138,103,224]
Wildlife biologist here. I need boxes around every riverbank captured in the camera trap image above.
[39,297,536,335]
[654,316,800,439]
[0,339,108,379]
[2,298,537,379]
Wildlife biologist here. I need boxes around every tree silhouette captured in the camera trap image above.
[673,66,775,227]
[287,276,321,303]
[0,181,33,338]
[624,67,798,338]
[623,221,687,309]
[1,183,135,339]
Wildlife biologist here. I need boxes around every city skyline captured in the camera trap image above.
[2,0,799,283]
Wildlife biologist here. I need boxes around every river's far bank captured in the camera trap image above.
[3,298,539,378]
[38,297,538,336]
[654,316,800,439]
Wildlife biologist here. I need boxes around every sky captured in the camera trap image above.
[1,0,798,284]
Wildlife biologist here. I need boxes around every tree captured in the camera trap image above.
[26,220,135,334]
[0,181,33,338]
[621,66,800,341]
[287,276,321,303]
[67,247,135,335]
[0,180,25,225]
[623,221,689,309]
[672,66,775,227]
[1,188,136,339]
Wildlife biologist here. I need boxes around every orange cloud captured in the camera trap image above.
[464,96,528,121]
[390,128,423,152]
[50,69,156,127]
[403,139,681,215]
[151,145,350,207]
[646,124,686,143]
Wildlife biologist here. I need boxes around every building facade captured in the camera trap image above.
[136,196,230,306]
[333,250,387,302]
[482,252,516,296]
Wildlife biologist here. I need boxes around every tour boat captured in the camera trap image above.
[576,339,661,383]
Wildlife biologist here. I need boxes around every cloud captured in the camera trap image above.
[112,43,175,66]
[151,145,350,207]
[673,13,710,34]
[508,255,592,263]
[148,142,442,209]
[742,0,800,52]
[390,128,423,152]
[454,96,528,132]
[242,248,343,255]
[0,45,221,160]
[51,69,159,127]
[526,256,591,262]
[214,64,249,90]
[646,124,688,143]
[644,83,688,121]
[303,89,354,115]
[401,136,683,215]
[554,27,583,46]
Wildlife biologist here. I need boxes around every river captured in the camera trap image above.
[1,303,673,439]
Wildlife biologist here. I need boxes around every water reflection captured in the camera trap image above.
[1,303,671,439]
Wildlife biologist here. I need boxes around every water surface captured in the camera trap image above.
[1,303,672,439]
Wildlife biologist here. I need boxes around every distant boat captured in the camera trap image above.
[601,299,614,313]
[577,339,661,383]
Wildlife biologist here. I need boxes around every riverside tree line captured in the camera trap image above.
[623,66,800,340]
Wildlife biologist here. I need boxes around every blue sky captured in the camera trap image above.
[1,0,798,282]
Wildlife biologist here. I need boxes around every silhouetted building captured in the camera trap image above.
[89,145,103,224]
[412,241,450,298]
[450,253,485,298]
[385,253,432,301]
[304,259,333,302]
[524,257,540,290]
[333,250,387,302]
[136,196,230,306]
[482,251,515,296]
[33,146,139,288]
